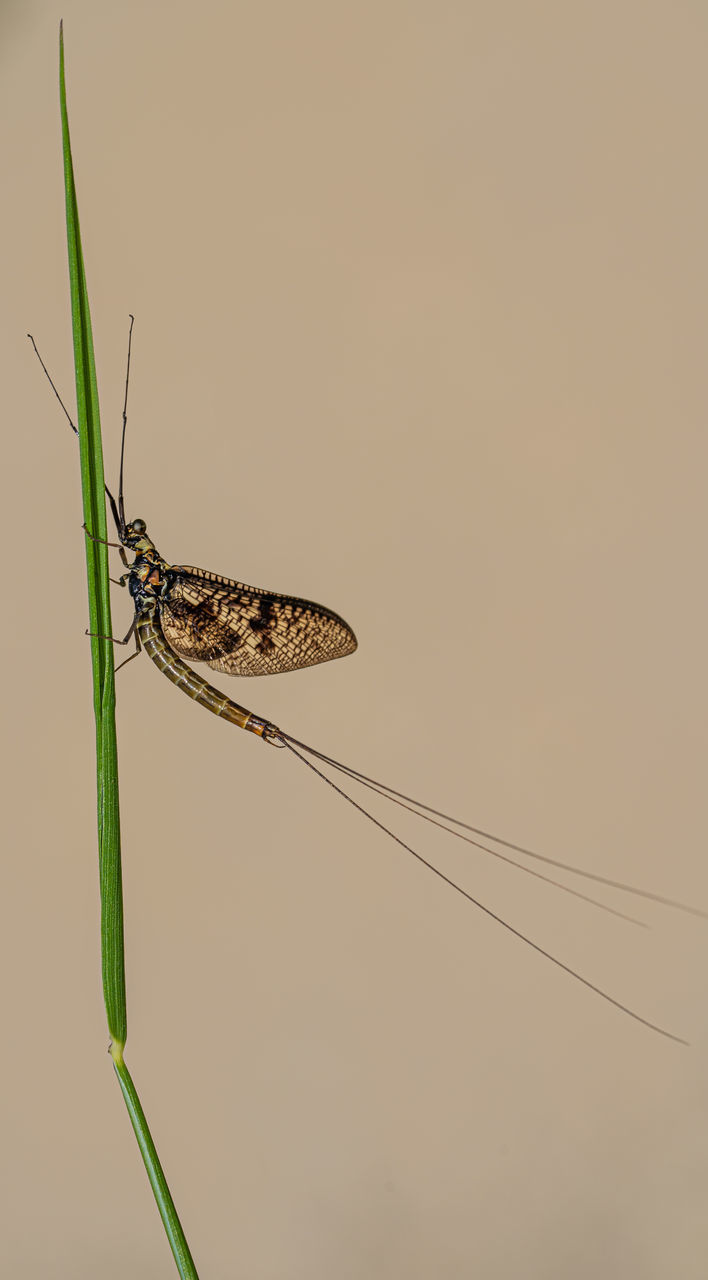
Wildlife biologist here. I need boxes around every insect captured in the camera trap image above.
[101,514,357,745]
[30,325,701,1045]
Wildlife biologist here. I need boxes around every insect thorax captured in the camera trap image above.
[127,549,175,603]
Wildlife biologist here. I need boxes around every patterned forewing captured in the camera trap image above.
[160,567,357,676]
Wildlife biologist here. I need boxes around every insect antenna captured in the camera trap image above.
[28,332,123,538]
[117,314,135,534]
[276,731,692,1043]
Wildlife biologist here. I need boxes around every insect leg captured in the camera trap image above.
[85,619,136,647]
[85,616,137,655]
[84,619,140,674]
[83,524,130,570]
[82,522,123,550]
[84,616,139,670]
[115,623,141,674]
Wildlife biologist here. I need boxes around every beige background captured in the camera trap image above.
[2,3,708,1276]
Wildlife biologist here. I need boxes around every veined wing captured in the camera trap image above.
[160,566,358,677]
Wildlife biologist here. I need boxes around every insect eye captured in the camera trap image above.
[132,518,146,534]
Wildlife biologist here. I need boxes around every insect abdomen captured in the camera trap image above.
[136,601,265,736]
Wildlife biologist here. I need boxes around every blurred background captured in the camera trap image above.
[2,3,707,1276]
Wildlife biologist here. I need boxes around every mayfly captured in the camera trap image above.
[31,325,702,1045]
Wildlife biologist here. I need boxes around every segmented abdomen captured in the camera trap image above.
[136,599,266,736]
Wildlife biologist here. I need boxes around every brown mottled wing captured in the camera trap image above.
[159,566,357,677]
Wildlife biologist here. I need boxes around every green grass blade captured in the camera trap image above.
[60,29,200,1276]
[59,22,126,1050]
[114,1060,200,1280]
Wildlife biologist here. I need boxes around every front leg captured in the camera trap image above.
[83,522,131,573]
